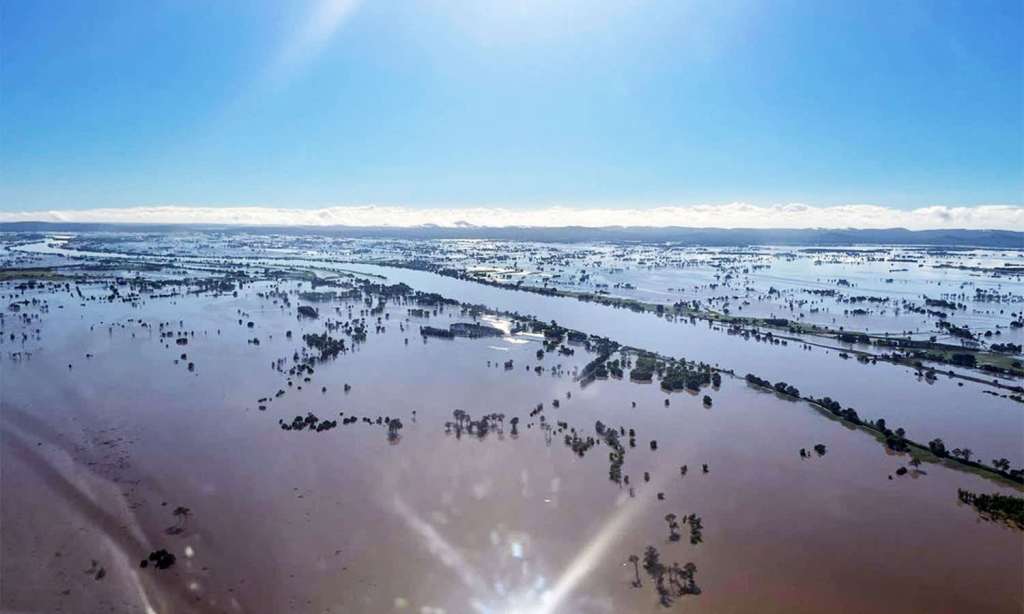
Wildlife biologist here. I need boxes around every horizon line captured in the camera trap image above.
[1,203,1022,231]
[2,220,1022,234]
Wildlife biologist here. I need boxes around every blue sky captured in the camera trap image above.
[1,0,1022,216]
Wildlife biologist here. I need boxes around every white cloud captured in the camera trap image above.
[1,203,1021,230]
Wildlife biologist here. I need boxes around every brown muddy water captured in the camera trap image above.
[1,276,1022,613]
[12,240,1024,464]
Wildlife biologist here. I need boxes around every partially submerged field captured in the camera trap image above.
[2,234,1022,613]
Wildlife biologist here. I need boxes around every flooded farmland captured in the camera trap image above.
[1,232,1022,613]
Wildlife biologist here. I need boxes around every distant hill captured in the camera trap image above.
[1,221,1021,248]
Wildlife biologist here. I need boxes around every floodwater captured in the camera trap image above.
[466,245,1023,337]
[2,263,1022,613]
[11,238,1024,465]
[341,263,1024,466]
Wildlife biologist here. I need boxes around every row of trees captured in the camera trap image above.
[957,489,1024,529]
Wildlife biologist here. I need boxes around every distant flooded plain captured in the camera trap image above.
[2,236,1022,613]
[12,239,1024,464]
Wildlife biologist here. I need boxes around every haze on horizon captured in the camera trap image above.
[1,1,1022,229]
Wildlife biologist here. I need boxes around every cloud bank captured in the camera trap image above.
[1,203,1021,230]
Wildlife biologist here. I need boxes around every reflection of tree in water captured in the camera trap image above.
[541,421,553,445]
[443,410,506,440]
[165,506,191,536]
[639,545,701,607]
[665,514,680,542]
[957,488,1024,529]
[683,513,703,545]
[387,418,403,444]
[441,408,708,607]
[628,554,642,588]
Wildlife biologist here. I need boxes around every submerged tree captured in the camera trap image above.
[640,545,701,607]
[628,554,642,588]
[665,513,680,542]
